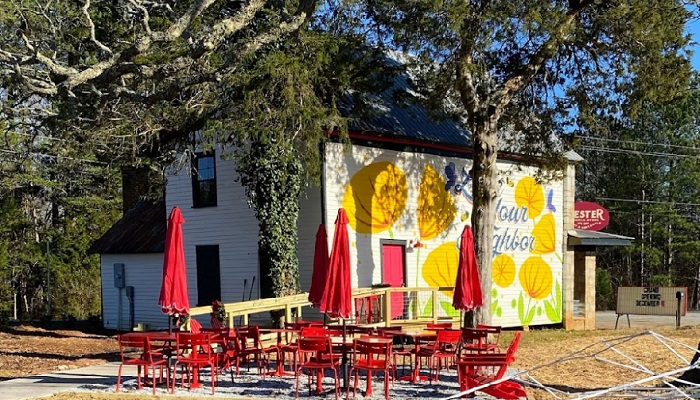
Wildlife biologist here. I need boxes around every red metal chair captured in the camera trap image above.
[376,326,411,379]
[299,325,345,364]
[476,324,502,352]
[295,336,341,400]
[203,327,241,382]
[116,333,169,395]
[171,332,218,395]
[456,332,525,399]
[279,321,304,373]
[460,327,493,354]
[237,325,279,376]
[415,328,462,382]
[349,338,393,400]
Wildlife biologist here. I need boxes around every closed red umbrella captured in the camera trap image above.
[159,206,190,331]
[453,225,484,311]
[319,208,353,391]
[308,224,330,308]
[320,209,352,319]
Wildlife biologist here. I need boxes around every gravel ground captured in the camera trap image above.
[77,363,502,399]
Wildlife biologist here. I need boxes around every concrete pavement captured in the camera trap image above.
[595,310,700,330]
[0,362,120,400]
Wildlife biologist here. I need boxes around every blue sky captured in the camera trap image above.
[687,9,700,71]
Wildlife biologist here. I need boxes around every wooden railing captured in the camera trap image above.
[189,286,458,327]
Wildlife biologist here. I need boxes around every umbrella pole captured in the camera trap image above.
[342,318,348,391]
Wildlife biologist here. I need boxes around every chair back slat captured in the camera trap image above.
[118,333,149,350]
[460,327,488,341]
[236,325,263,349]
[353,339,391,358]
[298,336,334,359]
[300,326,328,337]
[437,329,462,344]
[376,326,401,336]
[426,322,453,330]
[296,319,324,327]
[176,332,214,356]
[476,324,502,347]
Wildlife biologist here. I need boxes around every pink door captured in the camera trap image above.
[382,243,405,319]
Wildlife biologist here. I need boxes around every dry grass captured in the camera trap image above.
[511,326,700,399]
[0,325,118,378]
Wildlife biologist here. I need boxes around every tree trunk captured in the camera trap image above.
[471,117,500,326]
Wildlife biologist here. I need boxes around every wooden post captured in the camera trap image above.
[285,305,292,326]
[432,288,439,324]
[383,288,391,327]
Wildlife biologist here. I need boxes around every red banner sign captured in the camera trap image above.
[574,201,609,231]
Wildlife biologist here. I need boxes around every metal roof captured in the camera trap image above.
[88,199,166,254]
[567,229,634,247]
[342,56,471,147]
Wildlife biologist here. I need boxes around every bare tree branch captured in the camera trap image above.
[82,0,113,54]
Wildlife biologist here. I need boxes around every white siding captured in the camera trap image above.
[165,151,260,309]
[297,185,324,320]
[323,142,565,328]
[100,253,165,330]
[297,186,323,294]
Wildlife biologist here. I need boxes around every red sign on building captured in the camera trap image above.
[574,201,609,231]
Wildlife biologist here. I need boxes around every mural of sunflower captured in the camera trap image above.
[519,256,553,300]
[418,165,456,240]
[342,162,408,234]
[492,254,516,288]
[514,177,544,220]
[421,242,459,296]
[531,213,556,254]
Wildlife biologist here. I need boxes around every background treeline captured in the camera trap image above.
[578,82,700,310]
[0,125,123,323]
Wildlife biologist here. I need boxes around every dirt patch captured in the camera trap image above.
[0,324,119,379]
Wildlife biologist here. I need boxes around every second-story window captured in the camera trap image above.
[192,152,217,207]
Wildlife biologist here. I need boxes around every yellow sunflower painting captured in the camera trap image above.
[342,162,408,234]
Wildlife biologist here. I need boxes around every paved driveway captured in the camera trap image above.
[595,310,700,330]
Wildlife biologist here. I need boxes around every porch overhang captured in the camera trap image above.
[567,229,634,247]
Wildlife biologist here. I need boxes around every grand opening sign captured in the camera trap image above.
[574,201,609,231]
[616,286,687,316]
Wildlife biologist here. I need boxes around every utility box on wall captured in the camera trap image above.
[113,263,125,288]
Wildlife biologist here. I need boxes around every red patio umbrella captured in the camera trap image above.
[308,224,330,308]
[319,209,352,319]
[159,206,190,332]
[319,208,352,391]
[453,225,484,313]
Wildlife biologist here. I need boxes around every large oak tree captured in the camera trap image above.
[329,0,694,324]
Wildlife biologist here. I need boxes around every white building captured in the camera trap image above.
[91,76,631,331]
